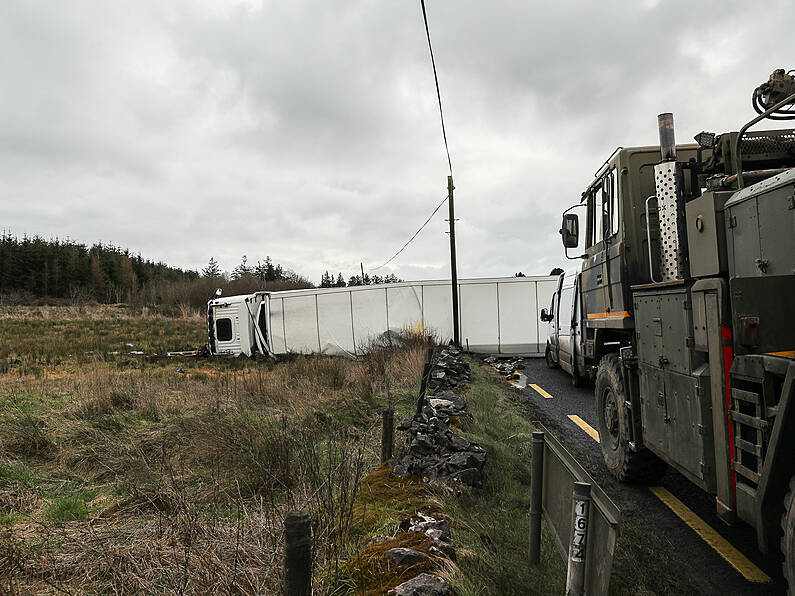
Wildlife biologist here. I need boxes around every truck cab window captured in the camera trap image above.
[216,318,233,341]
[607,171,619,237]
[588,183,604,247]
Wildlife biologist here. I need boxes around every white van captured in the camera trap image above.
[540,268,586,386]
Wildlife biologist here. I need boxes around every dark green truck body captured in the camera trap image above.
[564,127,795,555]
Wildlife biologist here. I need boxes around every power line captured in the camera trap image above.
[369,194,448,271]
[419,0,453,177]
[366,2,454,274]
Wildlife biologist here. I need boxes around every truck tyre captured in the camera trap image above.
[595,354,667,483]
[545,345,559,369]
[782,476,795,594]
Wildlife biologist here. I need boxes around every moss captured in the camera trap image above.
[351,466,440,538]
[344,531,445,595]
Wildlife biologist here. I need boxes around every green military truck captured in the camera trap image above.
[557,69,795,586]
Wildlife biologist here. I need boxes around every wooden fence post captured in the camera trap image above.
[284,511,312,596]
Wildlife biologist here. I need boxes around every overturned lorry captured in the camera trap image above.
[207,276,557,358]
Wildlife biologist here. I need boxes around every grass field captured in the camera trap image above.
[0,305,431,594]
[1,305,681,595]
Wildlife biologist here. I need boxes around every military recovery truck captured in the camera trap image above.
[557,69,795,585]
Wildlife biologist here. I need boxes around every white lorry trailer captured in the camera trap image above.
[207,276,557,357]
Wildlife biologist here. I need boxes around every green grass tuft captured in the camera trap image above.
[45,496,90,523]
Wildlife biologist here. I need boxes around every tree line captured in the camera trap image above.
[0,234,311,309]
[0,233,406,309]
[0,233,198,304]
[318,270,402,288]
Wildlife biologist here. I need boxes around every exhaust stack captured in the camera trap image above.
[653,112,688,281]
[658,112,676,161]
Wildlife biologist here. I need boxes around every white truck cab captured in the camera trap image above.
[207,292,271,357]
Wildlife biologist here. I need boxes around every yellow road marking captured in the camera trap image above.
[567,415,600,442]
[529,384,553,399]
[648,486,771,583]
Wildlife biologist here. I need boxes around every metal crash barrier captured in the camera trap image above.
[529,426,621,596]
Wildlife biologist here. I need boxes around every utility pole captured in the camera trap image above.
[447,175,460,347]
[360,262,366,285]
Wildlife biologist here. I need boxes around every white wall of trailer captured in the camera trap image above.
[263,276,557,357]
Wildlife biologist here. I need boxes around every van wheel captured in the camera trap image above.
[782,476,795,594]
[545,346,559,369]
[596,354,667,483]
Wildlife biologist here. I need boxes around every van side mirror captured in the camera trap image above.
[540,308,549,322]
[560,213,579,248]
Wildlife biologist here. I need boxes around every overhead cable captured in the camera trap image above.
[369,194,448,271]
[420,0,453,177]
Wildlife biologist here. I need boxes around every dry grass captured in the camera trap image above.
[0,303,205,321]
[0,306,432,594]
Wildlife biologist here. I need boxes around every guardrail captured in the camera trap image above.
[529,425,621,596]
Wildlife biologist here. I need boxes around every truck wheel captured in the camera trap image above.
[545,345,559,369]
[595,354,667,483]
[782,476,795,594]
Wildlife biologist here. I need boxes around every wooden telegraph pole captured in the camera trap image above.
[447,175,460,347]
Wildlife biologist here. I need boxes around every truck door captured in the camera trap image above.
[582,180,608,318]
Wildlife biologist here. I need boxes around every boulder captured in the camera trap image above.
[388,573,452,596]
[384,547,428,566]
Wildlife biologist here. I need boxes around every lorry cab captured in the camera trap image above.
[207,292,271,357]
[542,268,585,385]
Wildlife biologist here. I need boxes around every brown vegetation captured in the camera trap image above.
[0,307,431,594]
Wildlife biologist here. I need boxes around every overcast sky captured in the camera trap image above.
[1,1,793,283]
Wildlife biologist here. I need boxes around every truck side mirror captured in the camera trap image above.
[560,213,579,248]
[540,308,550,322]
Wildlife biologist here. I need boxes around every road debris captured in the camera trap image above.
[483,355,528,389]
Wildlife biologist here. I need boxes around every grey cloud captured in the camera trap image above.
[1,0,793,283]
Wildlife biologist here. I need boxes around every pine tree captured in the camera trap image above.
[231,255,251,280]
[203,257,222,278]
[264,256,276,282]
[335,272,345,287]
[89,251,106,299]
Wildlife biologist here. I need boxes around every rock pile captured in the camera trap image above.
[390,346,486,488]
[382,511,455,565]
[426,347,470,393]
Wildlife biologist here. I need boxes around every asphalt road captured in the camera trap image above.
[488,356,787,595]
